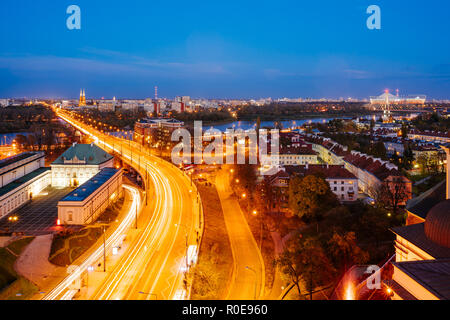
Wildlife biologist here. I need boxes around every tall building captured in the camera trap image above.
[134,118,184,148]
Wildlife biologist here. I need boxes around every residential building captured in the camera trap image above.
[262,164,358,212]
[134,118,184,148]
[285,164,358,202]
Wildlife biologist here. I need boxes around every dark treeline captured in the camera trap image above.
[172,109,234,123]
[75,109,147,130]
[0,105,55,133]
[411,112,450,132]
[236,102,372,121]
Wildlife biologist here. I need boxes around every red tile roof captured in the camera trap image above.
[284,164,357,179]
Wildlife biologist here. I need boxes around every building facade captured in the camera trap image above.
[388,145,450,300]
[134,118,184,148]
[51,143,114,188]
[57,168,123,225]
[0,152,51,220]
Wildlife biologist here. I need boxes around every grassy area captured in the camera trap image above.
[191,182,233,300]
[49,197,124,267]
[0,237,38,300]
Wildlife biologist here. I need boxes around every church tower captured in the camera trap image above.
[79,89,86,106]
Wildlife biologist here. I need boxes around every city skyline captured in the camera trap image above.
[1,1,450,99]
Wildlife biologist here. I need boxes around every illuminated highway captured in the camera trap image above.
[45,108,202,300]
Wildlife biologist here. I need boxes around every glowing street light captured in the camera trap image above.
[344,282,355,300]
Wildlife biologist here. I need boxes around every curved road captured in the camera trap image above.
[49,110,201,300]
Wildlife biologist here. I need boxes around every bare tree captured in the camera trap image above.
[375,177,409,215]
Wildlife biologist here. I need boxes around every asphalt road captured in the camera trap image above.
[54,111,200,300]
[215,169,265,300]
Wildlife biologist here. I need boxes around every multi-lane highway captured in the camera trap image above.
[45,108,202,300]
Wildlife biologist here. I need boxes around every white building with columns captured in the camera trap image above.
[51,143,114,188]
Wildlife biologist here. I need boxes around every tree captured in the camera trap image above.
[400,124,409,139]
[357,206,391,247]
[417,153,430,175]
[275,236,335,300]
[327,231,369,274]
[289,175,338,226]
[370,119,375,132]
[190,257,221,299]
[370,141,387,159]
[376,177,410,215]
[15,134,29,151]
[402,143,414,170]
[257,177,275,212]
[235,163,257,193]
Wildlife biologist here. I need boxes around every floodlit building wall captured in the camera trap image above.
[0,153,45,188]
[51,159,113,188]
[0,170,51,220]
[58,170,123,225]
[391,266,438,300]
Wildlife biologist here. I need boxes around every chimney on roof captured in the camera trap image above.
[305,163,309,170]
[91,142,94,147]
[327,164,329,169]
[72,142,76,148]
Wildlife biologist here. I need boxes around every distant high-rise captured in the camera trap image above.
[155,86,158,100]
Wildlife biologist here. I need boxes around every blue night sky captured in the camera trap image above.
[0,0,449,99]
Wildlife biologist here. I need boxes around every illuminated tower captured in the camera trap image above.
[79,89,86,106]
[155,86,158,100]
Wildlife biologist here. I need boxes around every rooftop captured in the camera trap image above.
[0,152,42,171]
[280,146,317,156]
[59,168,120,203]
[52,144,113,166]
[391,223,450,259]
[407,181,446,220]
[284,164,357,180]
[392,259,450,300]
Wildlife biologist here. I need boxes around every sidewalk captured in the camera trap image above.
[14,234,67,299]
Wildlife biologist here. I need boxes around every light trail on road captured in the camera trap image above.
[48,110,201,300]
[43,184,141,300]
